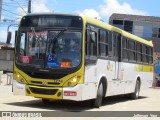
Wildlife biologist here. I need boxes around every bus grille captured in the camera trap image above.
[29,87,58,95]
[25,72,68,79]
[31,81,60,85]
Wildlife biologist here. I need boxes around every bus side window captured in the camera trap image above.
[149,47,153,64]
[122,37,128,61]
[90,31,97,56]
[108,32,113,57]
[85,30,90,56]
[86,29,97,57]
[112,33,118,58]
[99,29,108,57]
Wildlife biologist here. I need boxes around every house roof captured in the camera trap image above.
[109,13,160,23]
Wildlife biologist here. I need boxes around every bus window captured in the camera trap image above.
[85,30,90,56]
[112,33,118,58]
[90,31,97,56]
[86,28,97,57]
[122,37,128,61]
[19,33,26,55]
[108,32,112,57]
[142,45,148,63]
[128,40,136,62]
[99,29,108,57]
[136,43,143,63]
[149,47,153,64]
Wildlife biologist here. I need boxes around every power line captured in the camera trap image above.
[2,3,19,7]
[2,8,21,16]
[2,0,30,20]
[10,0,27,14]
[2,3,28,6]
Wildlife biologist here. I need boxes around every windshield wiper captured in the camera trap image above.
[31,27,38,39]
[48,28,67,54]
[30,27,41,58]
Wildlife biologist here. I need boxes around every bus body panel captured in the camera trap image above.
[63,84,83,101]
[13,79,26,96]
[84,59,153,97]
[13,14,153,105]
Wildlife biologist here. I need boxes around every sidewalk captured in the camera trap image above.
[0,73,13,99]
[0,73,12,86]
[0,74,7,85]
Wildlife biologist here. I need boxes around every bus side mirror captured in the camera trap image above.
[90,31,96,43]
[6,31,12,44]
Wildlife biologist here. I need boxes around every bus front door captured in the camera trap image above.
[112,33,124,95]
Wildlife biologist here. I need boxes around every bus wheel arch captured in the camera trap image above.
[91,76,107,108]
[130,77,141,100]
[100,77,107,97]
[137,77,141,87]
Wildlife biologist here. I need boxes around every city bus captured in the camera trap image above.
[13,13,153,107]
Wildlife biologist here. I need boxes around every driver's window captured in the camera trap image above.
[86,29,97,57]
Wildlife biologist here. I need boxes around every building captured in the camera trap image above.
[109,13,160,41]
[0,42,13,49]
[0,42,6,49]
[109,13,160,87]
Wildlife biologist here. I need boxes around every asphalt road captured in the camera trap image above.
[0,74,160,119]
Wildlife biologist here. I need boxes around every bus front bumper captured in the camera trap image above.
[12,80,83,101]
[13,80,26,96]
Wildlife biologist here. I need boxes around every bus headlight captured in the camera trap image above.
[63,75,81,87]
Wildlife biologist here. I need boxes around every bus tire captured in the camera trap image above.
[91,82,103,108]
[130,80,140,100]
[42,99,50,103]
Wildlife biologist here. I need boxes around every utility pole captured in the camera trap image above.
[0,0,2,21]
[28,0,31,13]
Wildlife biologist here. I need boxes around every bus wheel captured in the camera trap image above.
[91,82,103,108]
[130,80,140,100]
[42,99,50,103]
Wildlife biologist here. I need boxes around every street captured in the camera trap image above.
[0,74,160,119]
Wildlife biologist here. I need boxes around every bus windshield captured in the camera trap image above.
[16,29,82,69]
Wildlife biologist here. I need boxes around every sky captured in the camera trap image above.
[0,0,160,45]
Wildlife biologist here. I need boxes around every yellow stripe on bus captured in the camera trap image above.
[135,65,153,72]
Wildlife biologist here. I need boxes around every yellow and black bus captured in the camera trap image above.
[13,13,153,107]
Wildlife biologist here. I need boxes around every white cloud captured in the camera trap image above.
[76,9,101,20]
[32,0,52,13]
[100,0,149,17]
